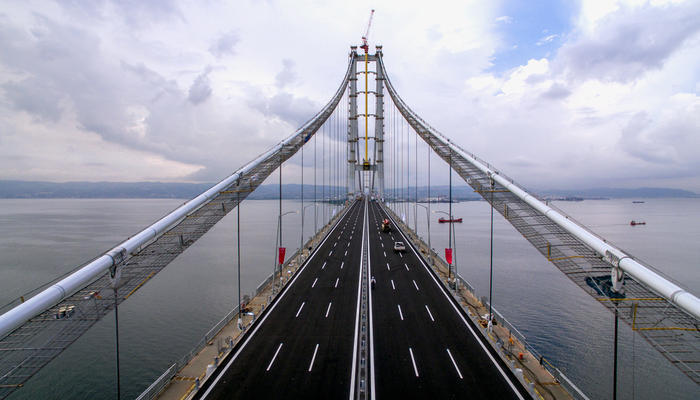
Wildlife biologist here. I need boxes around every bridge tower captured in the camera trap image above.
[347,45,385,199]
[347,47,359,198]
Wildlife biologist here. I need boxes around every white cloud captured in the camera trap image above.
[536,34,558,46]
[495,15,513,24]
[0,0,698,192]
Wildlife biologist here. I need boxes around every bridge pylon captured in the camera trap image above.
[347,45,385,199]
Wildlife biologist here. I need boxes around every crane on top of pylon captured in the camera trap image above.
[360,9,375,53]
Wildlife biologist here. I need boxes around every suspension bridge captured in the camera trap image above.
[0,46,698,400]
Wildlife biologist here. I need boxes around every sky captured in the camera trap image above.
[0,0,698,191]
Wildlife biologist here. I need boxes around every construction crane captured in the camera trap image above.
[361,9,374,170]
[360,9,375,54]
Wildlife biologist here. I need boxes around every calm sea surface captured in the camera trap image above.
[0,198,698,399]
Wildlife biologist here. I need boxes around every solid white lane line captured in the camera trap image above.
[386,262,390,271]
[344,250,348,256]
[409,347,419,377]
[391,279,395,290]
[367,202,376,400]
[425,305,435,322]
[335,277,340,288]
[398,304,404,321]
[349,203,366,400]
[312,278,318,288]
[295,302,305,318]
[266,343,283,371]
[340,261,345,269]
[404,263,410,271]
[413,280,419,291]
[325,301,332,318]
[446,348,463,379]
[308,344,320,372]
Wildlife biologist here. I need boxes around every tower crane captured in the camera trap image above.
[360,9,375,54]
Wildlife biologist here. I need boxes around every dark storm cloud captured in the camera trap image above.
[209,31,240,58]
[556,1,700,82]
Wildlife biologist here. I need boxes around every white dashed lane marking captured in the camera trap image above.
[409,348,419,377]
[425,305,435,322]
[295,302,305,318]
[266,343,283,371]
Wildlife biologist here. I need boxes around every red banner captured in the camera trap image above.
[278,247,286,265]
[445,248,453,265]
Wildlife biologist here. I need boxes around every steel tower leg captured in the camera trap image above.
[375,46,385,200]
[348,47,359,199]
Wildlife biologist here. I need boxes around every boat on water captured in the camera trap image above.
[438,217,463,223]
[630,220,646,226]
[632,200,645,204]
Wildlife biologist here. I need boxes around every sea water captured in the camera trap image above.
[0,198,698,399]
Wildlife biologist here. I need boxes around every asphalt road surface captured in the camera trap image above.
[367,200,527,399]
[196,199,364,399]
[196,198,527,399]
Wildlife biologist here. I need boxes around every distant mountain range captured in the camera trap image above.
[0,180,697,199]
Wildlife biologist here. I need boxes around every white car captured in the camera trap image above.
[393,241,406,252]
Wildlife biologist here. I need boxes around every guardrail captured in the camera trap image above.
[135,363,178,400]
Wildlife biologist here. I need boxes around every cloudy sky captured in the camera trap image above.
[0,0,698,191]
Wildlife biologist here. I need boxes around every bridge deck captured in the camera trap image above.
[195,198,527,399]
[368,200,526,399]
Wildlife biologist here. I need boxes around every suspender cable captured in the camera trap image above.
[488,177,494,321]
[322,123,326,224]
[314,120,317,235]
[300,134,304,263]
[113,287,120,400]
[237,190,241,326]
[448,148,453,283]
[414,126,418,234]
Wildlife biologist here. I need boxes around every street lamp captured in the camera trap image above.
[273,210,297,295]
[416,203,432,268]
[433,210,458,290]
[300,204,316,260]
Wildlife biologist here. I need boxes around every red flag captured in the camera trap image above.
[278,247,286,265]
[445,248,453,265]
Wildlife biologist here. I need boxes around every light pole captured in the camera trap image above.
[273,210,297,295]
[300,204,315,260]
[416,203,432,267]
[433,210,458,290]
